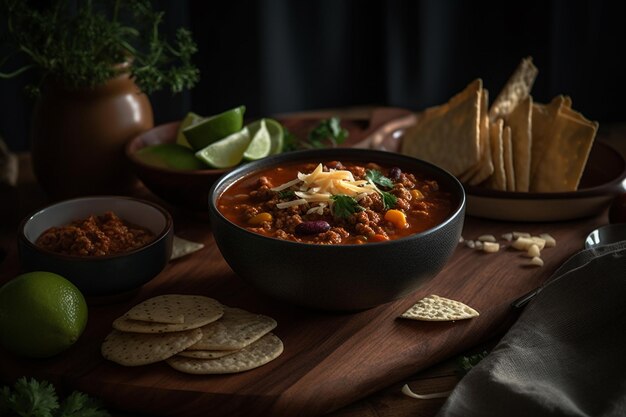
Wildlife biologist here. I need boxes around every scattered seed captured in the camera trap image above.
[465,240,476,249]
[477,234,497,243]
[530,256,544,267]
[482,242,500,253]
[539,233,556,248]
[513,231,531,239]
[501,233,513,242]
[525,244,540,258]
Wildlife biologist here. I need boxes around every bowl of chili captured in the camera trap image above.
[18,196,173,298]
[209,148,465,311]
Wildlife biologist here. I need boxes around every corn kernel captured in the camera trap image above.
[248,212,272,225]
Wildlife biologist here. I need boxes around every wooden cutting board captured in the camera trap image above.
[0,211,606,417]
[0,109,609,416]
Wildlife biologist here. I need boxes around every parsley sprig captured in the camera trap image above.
[0,377,110,417]
[330,194,364,219]
[365,169,397,210]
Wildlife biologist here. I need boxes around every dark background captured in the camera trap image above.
[1,0,626,152]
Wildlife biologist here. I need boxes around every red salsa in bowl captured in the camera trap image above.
[217,160,453,244]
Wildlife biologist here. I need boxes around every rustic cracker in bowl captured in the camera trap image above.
[400,294,479,321]
[400,56,600,195]
[401,79,482,177]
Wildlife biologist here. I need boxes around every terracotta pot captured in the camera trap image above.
[31,73,154,200]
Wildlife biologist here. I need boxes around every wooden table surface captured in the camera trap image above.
[1,112,624,417]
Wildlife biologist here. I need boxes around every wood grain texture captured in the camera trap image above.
[0,206,605,417]
[0,110,614,417]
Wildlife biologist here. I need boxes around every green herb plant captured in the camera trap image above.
[0,0,199,95]
[282,117,349,151]
[0,377,110,417]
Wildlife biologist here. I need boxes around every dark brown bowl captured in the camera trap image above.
[126,122,228,211]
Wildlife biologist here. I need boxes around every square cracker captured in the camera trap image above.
[530,96,567,180]
[502,125,516,191]
[400,294,479,321]
[488,119,506,191]
[530,110,598,192]
[466,89,494,185]
[401,79,482,177]
[504,95,532,191]
[489,56,538,121]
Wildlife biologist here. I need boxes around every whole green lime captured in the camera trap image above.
[0,271,88,358]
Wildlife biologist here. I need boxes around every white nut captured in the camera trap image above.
[512,237,534,250]
[482,242,500,253]
[513,231,531,239]
[530,237,546,250]
[465,240,476,249]
[477,234,497,243]
[501,233,513,242]
[474,241,484,250]
[539,233,556,248]
[525,244,541,258]
[530,256,544,267]
[459,236,465,243]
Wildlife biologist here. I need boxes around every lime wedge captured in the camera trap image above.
[195,127,252,168]
[136,143,208,170]
[243,119,272,161]
[176,112,203,148]
[183,106,246,151]
[246,118,284,155]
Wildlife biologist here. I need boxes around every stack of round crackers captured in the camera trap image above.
[101,294,283,374]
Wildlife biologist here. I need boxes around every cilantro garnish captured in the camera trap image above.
[380,191,397,210]
[456,350,489,375]
[0,377,110,417]
[365,169,394,189]
[365,169,397,209]
[330,194,364,219]
[278,190,295,200]
[308,117,348,148]
[280,117,349,151]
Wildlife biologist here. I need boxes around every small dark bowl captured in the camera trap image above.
[18,196,173,297]
[126,121,228,211]
[209,148,465,311]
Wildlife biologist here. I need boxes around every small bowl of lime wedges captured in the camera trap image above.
[126,106,284,211]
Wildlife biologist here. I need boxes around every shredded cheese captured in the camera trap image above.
[270,163,378,209]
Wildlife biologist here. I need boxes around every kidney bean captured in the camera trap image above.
[295,220,331,235]
[389,167,402,181]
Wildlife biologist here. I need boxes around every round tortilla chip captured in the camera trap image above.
[114,295,224,333]
[101,328,202,366]
[167,333,284,374]
[188,307,277,351]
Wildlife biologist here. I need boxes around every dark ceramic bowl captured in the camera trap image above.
[126,121,228,211]
[209,148,466,311]
[18,196,173,297]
